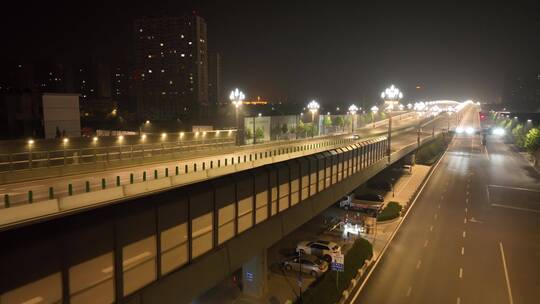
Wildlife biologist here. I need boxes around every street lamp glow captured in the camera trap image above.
[63,138,69,144]
[229,88,245,108]
[145,120,150,124]
[118,135,124,141]
[161,132,167,139]
[380,84,403,101]
[141,134,147,140]
[527,119,532,123]
[371,106,379,113]
[28,139,34,145]
[407,103,413,110]
[93,136,98,142]
[348,104,358,115]
[307,100,320,122]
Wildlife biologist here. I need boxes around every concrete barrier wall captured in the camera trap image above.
[0,199,59,226]
[59,187,125,210]
[124,178,173,196]
[206,166,235,178]
[171,171,208,186]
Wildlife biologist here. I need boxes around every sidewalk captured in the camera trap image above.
[364,165,430,259]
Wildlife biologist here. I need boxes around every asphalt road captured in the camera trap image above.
[0,112,439,206]
[352,107,540,304]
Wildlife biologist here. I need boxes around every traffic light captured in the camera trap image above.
[479,112,486,121]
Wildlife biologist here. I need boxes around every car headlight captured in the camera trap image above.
[456,127,464,134]
[492,127,505,136]
[465,127,475,135]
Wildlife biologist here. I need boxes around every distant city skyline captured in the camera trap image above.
[0,1,539,107]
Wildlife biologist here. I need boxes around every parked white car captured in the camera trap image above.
[296,240,341,262]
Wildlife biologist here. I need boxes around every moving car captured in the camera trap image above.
[296,240,341,262]
[282,254,329,277]
[403,164,413,174]
[355,193,384,202]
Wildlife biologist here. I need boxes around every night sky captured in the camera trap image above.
[1,0,539,106]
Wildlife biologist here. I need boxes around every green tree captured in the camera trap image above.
[512,124,525,147]
[524,128,540,155]
[255,127,265,141]
[296,120,305,137]
[334,116,345,131]
[281,123,288,135]
[271,125,282,140]
[245,129,253,140]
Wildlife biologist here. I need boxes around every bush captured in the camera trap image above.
[302,238,373,304]
[415,135,447,165]
[377,202,402,221]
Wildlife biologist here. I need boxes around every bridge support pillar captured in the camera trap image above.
[242,250,267,298]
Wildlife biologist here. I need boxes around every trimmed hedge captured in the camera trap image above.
[415,134,448,165]
[377,201,402,221]
[302,238,373,304]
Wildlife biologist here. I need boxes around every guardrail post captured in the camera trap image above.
[4,194,9,208]
[143,171,147,181]
[85,181,90,192]
[175,166,179,175]
[232,157,234,165]
[210,161,213,169]
[202,162,206,170]
[165,168,169,177]
[185,165,188,173]
[49,187,54,199]
[130,173,134,184]
[225,158,228,166]
[194,164,197,172]
[244,155,247,162]
[116,176,120,186]
[68,184,73,196]
[154,170,158,179]
[28,191,33,203]
[218,159,221,167]
[101,178,106,189]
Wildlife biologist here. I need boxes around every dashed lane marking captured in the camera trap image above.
[430,225,434,232]
[424,240,429,247]
[463,231,466,238]
[457,297,461,304]
[406,286,412,297]
[464,218,467,224]
[459,267,463,278]
[461,247,465,255]
[416,260,422,269]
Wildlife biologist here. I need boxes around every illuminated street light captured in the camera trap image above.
[307,100,320,122]
[230,88,245,144]
[161,132,167,139]
[381,85,404,161]
[63,138,69,144]
[371,106,379,128]
[141,134,147,140]
[28,139,34,145]
[93,136,98,143]
[349,104,358,133]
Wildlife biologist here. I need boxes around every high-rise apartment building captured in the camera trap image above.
[134,14,209,122]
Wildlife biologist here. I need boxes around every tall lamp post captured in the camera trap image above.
[381,85,403,162]
[230,88,245,145]
[307,100,320,138]
[370,106,379,128]
[348,104,358,134]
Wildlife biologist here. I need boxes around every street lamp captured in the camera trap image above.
[370,106,379,128]
[230,88,245,145]
[380,85,404,161]
[28,139,34,169]
[307,100,320,137]
[348,104,358,133]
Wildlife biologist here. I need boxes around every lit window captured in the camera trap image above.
[161,69,165,73]
[148,69,152,73]
[160,43,164,47]
[180,34,184,38]
[139,28,143,32]
[180,54,185,57]
[169,81,173,84]
[188,41,192,45]
[147,54,152,58]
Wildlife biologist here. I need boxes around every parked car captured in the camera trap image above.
[282,254,329,277]
[403,164,413,174]
[367,180,392,192]
[355,193,384,202]
[296,240,341,262]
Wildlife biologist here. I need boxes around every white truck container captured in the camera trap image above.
[339,194,383,215]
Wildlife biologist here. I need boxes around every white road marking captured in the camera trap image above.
[416,260,422,269]
[466,191,470,196]
[430,225,434,232]
[434,213,438,220]
[424,240,429,247]
[499,242,514,304]
[406,286,412,297]
[463,231,466,238]
[464,218,467,224]
[457,297,461,304]
[465,207,468,213]
[441,195,444,200]
[467,184,470,189]
[488,184,540,193]
[466,198,469,204]
[438,204,441,209]
[459,267,463,278]
[492,203,540,214]
[461,247,465,255]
